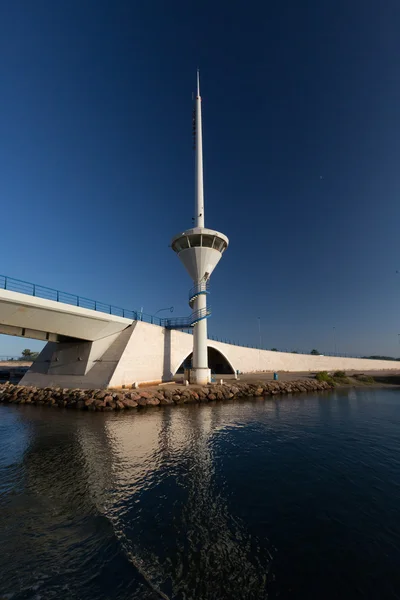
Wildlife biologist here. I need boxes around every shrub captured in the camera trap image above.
[315,371,335,385]
[354,374,374,384]
[333,370,346,378]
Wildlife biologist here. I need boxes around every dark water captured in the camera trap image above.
[1,389,400,599]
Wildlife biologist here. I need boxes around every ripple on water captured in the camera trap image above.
[1,390,400,599]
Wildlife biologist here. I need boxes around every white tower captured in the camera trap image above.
[171,70,229,385]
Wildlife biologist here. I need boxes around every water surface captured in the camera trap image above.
[1,389,400,599]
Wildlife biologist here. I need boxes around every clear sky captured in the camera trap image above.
[1,0,400,358]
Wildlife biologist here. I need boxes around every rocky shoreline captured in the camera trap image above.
[0,379,333,411]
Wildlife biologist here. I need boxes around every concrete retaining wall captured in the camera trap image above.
[20,321,400,389]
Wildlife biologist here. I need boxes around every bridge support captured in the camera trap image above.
[20,321,180,390]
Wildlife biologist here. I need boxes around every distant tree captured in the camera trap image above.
[363,355,397,361]
[310,349,320,355]
[271,348,278,352]
[20,349,39,361]
[291,350,298,354]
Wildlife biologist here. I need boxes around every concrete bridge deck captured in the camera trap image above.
[0,288,133,342]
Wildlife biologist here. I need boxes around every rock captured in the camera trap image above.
[116,400,125,410]
[159,397,174,405]
[146,397,160,406]
[123,399,138,408]
[173,395,185,404]
[254,387,264,396]
[140,391,152,399]
[85,398,95,407]
[137,398,148,407]
[104,395,113,403]
[208,393,216,401]
[76,400,86,409]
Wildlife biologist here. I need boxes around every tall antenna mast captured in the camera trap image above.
[195,68,204,228]
[170,70,229,385]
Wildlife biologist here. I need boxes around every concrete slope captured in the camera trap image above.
[21,324,137,389]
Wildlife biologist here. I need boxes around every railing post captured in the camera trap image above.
[4,277,7,290]
[95,301,97,310]
[109,305,112,314]
[33,284,36,296]
[57,290,59,302]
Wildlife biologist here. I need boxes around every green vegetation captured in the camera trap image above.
[363,355,400,361]
[315,371,335,385]
[333,370,351,383]
[315,371,375,386]
[333,370,346,377]
[353,374,375,385]
[20,349,39,361]
[310,349,320,355]
[271,348,278,352]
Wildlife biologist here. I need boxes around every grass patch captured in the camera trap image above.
[353,374,375,385]
[333,370,351,384]
[315,371,336,386]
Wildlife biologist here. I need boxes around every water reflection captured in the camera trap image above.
[93,407,272,599]
[1,389,400,599]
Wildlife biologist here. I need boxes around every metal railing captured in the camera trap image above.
[207,335,387,359]
[0,275,389,360]
[161,316,193,329]
[0,274,167,324]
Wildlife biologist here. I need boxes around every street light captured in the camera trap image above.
[154,306,174,316]
[257,316,262,349]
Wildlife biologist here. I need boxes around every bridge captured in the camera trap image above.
[0,274,399,389]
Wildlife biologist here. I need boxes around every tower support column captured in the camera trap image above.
[191,292,210,384]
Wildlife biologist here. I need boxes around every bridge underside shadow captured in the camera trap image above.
[176,347,235,376]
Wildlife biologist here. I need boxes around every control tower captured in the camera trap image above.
[171,71,229,385]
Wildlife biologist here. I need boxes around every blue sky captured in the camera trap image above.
[1,0,400,357]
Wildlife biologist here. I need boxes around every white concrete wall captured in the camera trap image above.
[168,328,400,377]
[110,323,400,386]
[201,340,400,374]
[109,322,170,387]
[21,321,400,389]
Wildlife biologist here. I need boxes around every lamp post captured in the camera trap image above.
[154,306,174,316]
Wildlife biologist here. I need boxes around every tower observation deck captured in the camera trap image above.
[171,71,229,385]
